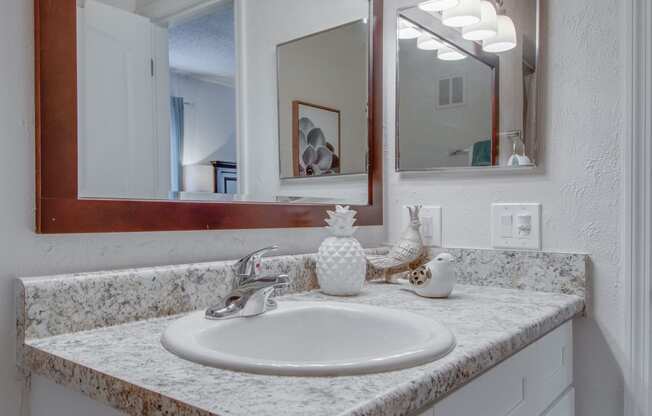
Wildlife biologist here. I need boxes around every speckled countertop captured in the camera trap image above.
[23,282,584,416]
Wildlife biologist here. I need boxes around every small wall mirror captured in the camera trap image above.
[277,20,369,180]
[396,0,540,172]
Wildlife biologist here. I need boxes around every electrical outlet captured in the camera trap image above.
[403,206,442,247]
[491,203,541,250]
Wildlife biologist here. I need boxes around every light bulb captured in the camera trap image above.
[417,34,444,50]
[462,1,498,41]
[418,0,460,12]
[398,18,421,40]
[483,15,517,52]
[438,46,467,61]
[442,0,481,27]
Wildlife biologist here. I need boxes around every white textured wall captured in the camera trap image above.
[386,1,625,415]
[0,1,383,414]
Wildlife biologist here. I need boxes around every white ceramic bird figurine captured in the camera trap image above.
[408,253,457,298]
[367,205,425,283]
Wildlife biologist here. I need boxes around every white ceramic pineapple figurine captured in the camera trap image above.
[317,206,367,296]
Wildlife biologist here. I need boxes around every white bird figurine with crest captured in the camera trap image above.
[367,205,426,283]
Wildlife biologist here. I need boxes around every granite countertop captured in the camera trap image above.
[23,282,584,416]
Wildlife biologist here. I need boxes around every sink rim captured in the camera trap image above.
[161,300,456,377]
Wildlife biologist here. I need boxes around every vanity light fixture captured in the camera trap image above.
[442,0,481,27]
[398,18,421,39]
[418,0,460,12]
[438,46,467,61]
[417,34,444,50]
[462,1,498,41]
[482,14,517,52]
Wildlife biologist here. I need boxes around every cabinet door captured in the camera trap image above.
[529,323,574,415]
[542,388,575,416]
[31,375,124,416]
[434,321,574,416]
[434,350,530,416]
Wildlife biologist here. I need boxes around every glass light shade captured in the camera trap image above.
[438,46,467,61]
[442,0,481,27]
[418,0,460,12]
[398,18,421,39]
[417,34,444,50]
[483,15,517,52]
[462,1,498,41]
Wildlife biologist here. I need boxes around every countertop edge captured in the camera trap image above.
[23,344,215,416]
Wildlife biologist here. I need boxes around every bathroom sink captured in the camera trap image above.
[161,301,456,376]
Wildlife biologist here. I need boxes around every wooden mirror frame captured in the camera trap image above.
[34,0,383,234]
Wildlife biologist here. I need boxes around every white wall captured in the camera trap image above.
[0,1,383,415]
[170,73,237,165]
[386,1,625,415]
[95,0,136,12]
[238,0,370,203]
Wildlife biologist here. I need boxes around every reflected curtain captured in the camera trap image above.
[170,96,185,193]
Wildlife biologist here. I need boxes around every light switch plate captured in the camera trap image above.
[403,206,442,247]
[491,203,541,250]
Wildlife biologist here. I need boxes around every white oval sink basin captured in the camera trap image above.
[161,301,455,376]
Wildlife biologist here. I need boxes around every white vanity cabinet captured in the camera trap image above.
[417,321,574,416]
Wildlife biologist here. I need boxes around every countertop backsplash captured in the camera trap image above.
[433,248,588,298]
[16,247,587,344]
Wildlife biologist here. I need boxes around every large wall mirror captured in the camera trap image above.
[35,0,383,233]
[396,0,539,171]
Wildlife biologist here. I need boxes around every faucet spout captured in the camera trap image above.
[205,271,289,320]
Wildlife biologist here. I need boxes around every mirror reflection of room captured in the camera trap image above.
[76,0,237,201]
[76,0,370,204]
[396,0,539,171]
[398,29,494,169]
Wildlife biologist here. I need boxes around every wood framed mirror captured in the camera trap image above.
[34,0,383,233]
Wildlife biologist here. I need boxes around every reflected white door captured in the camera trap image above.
[78,0,163,199]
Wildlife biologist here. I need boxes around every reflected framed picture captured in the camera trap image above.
[292,101,341,177]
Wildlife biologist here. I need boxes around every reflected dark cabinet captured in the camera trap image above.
[212,161,238,195]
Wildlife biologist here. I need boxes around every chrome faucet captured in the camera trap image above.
[205,246,289,320]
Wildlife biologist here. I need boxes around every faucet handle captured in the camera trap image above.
[232,245,279,283]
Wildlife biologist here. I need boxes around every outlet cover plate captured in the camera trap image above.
[491,203,541,250]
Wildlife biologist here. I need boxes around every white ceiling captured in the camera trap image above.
[167,1,235,82]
